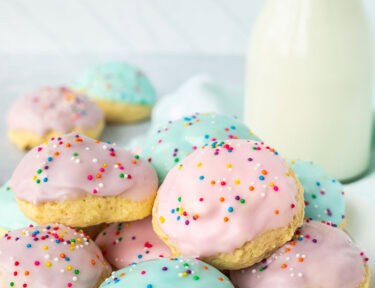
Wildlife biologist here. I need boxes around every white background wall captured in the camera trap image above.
[1,0,374,56]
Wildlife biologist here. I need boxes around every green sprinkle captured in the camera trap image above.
[37,169,42,174]
[240,199,245,204]
[119,173,124,178]
[193,276,200,280]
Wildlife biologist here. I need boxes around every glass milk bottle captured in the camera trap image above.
[245,0,373,181]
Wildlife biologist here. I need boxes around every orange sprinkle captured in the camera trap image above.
[262,170,268,175]
[211,180,216,185]
[203,266,208,270]
[275,210,279,215]
[285,248,291,252]
[219,197,225,202]
[132,160,137,164]
[96,174,101,179]
[120,273,125,277]
[95,140,100,143]
[24,271,30,276]
[218,277,223,281]
[290,241,296,246]
[66,143,71,147]
[54,152,60,156]
[249,186,254,191]
[224,217,229,222]
[281,264,287,269]
[91,260,96,265]
[298,257,304,262]
[60,253,66,258]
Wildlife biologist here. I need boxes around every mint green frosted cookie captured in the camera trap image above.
[74,62,156,123]
[141,113,260,182]
[0,183,36,230]
[100,257,234,288]
[290,160,345,227]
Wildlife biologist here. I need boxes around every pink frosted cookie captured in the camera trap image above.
[230,220,370,288]
[0,224,111,288]
[10,133,158,227]
[153,139,304,270]
[95,216,172,269]
[7,86,105,150]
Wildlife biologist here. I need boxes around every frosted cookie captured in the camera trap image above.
[151,75,242,127]
[96,216,172,269]
[142,113,259,182]
[7,86,104,150]
[0,183,36,231]
[10,133,158,227]
[74,62,156,123]
[100,257,234,288]
[230,220,370,288]
[153,139,304,270]
[0,224,111,287]
[291,160,346,228]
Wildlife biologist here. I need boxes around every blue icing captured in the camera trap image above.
[290,160,345,226]
[0,183,36,230]
[100,257,233,288]
[141,113,260,182]
[74,62,156,106]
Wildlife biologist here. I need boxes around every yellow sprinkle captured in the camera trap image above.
[43,246,48,250]
[270,182,275,187]
[103,163,107,168]
[180,207,184,215]
[291,160,296,164]
[70,247,75,251]
[197,163,202,167]
[286,172,290,176]
[126,223,130,228]
[234,180,240,185]
[184,122,189,126]
[159,216,165,224]
[32,176,37,180]
[67,265,72,271]
[45,262,52,268]
[182,272,188,277]
[226,164,232,168]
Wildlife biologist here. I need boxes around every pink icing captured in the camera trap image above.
[230,220,368,288]
[95,216,172,269]
[7,87,104,136]
[155,140,298,257]
[0,224,111,287]
[10,133,158,204]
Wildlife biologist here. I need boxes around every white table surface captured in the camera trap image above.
[0,53,374,284]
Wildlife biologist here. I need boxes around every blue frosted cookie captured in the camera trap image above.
[291,160,346,227]
[141,113,260,182]
[100,257,234,288]
[0,183,36,231]
[74,62,157,123]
